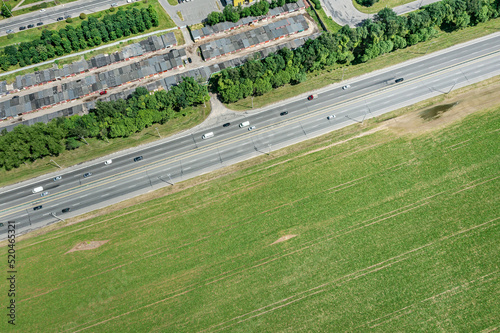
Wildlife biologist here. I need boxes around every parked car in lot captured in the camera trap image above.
[53,176,62,181]
[83,172,92,178]
[33,206,42,211]
[40,191,49,197]
[133,156,143,162]
[327,115,336,120]
[248,126,256,131]
[223,123,230,127]
[27,24,34,28]
[280,111,288,116]
[342,85,351,90]
[37,22,44,26]
[187,58,192,63]
[19,26,26,31]
[62,208,71,213]
[100,90,107,95]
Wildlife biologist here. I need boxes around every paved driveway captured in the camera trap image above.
[158,0,224,26]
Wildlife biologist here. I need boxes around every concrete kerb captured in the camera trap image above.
[2,32,499,194]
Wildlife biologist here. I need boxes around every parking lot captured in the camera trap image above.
[158,0,224,26]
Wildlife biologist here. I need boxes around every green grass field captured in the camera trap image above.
[1,90,498,331]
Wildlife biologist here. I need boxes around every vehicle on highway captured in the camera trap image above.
[62,208,71,213]
[27,24,35,28]
[327,115,336,120]
[280,111,288,116]
[33,206,42,211]
[0,223,3,227]
[248,126,256,131]
[37,22,44,26]
[308,94,317,100]
[32,186,43,194]
[202,132,214,139]
[342,85,351,90]
[100,90,107,95]
[127,0,134,2]
[83,172,92,178]
[53,176,62,181]
[111,2,118,6]
[40,191,49,197]
[395,78,404,83]
[105,159,112,165]
[133,156,143,162]
[19,26,26,31]
[40,9,46,12]
[239,121,250,128]
[57,17,64,21]
[6,29,14,34]
[65,15,71,19]
[223,123,230,127]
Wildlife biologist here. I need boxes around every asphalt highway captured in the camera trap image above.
[0,0,124,36]
[1,34,500,239]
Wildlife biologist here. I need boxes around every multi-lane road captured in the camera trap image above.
[1,34,500,239]
[0,0,122,36]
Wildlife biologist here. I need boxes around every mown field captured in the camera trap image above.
[0,98,498,331]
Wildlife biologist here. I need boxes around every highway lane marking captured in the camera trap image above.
[2,50,500,218]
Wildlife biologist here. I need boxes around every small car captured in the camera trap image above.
[37,22,44,26]
[53,176,62,181]
[57,17,64,21]
[188,58,192,63]
[248,126,256,131]
[307,95,315,100]
[133,156,143,162]
[19,26,26,31]
[27,24,35,28]
[222,123,230,127]
[33,205,43,211]
[64,15,71,19]
[40,191,49,197]
[83,172,92,178]
[62,208,71,213]
[6,29,14,34]
[111,2,118,6]
[40,9,46,12]
[280,111,288,116]
[342,85,351,90]
[327,115,336,120]
[100,90,107,95]
[395,78,404,83]
[104,159,112,165]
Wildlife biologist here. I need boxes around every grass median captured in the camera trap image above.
[1,77,498,332]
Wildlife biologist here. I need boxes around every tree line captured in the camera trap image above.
[212,0,500,103]
[0,6,159,71]
[0,78,209,170]
[206,0,298,26]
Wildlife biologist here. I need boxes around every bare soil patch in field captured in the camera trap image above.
[66,240,110,254]
[271,235,297,245]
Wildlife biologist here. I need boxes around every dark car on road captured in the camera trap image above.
[37,22,44,26]
[395,78,404,83]
[33,206,42,211]
[188,58,192,63]
[83,172,92,178]
[27,24,35,28]
[62,208,71,213]
[57,17,64,21]
[133,156,143,162]
[280,111,288,116]
[223,123,230,127]
[19,26,26,30]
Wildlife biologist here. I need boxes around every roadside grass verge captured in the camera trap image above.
[353,0,416,14]
[307,6,342,33]
[0,0,176,73]
[167,0,178,5]
[225,17,500,111]
[1,80,498,332]
[0,103,210,187]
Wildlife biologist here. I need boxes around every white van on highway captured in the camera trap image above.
[32,186,43,194]
[202,132,214,139]
[239,121,250,128]
[105,159,112,165]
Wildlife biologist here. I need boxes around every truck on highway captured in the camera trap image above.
[32,186,43,194]
[239,121,250,128]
